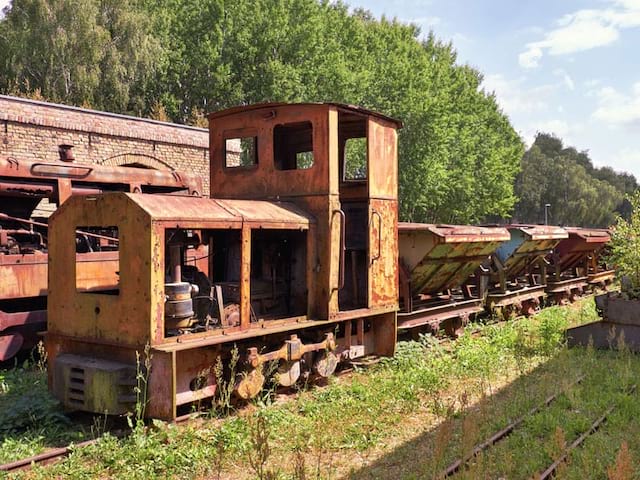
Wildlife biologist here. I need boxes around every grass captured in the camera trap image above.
[2,297,640,479]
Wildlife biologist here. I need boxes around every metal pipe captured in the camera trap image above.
[169,244,182,283]
[544,203,551,225]
[0,213,119,243]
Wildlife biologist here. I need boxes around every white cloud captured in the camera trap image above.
[592,82,640,126]
[611,147,640,175]
[553,68,575,91]
[536,119,571,137]
[518,1,640,68]
[0,0,11,16]
[408,16,441,28]
[482,74,556,114]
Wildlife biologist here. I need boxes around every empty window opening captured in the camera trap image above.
[343,137,367,181]
[76,226,120,295]
[225,136,257,168]
[273,122,314,170]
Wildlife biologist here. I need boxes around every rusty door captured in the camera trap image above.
[367,118,398,309]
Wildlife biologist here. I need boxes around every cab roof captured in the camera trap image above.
[208,102,403,128]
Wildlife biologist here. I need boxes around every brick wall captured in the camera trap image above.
[0,94,212,195]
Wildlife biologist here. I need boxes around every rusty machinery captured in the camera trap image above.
[0,153,202,361]
[46,103,400,420]
[484,225,568,317]
[397,224,510,336]
[545,227,614,304]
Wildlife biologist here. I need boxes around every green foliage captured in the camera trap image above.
[514,133,636,227]
[0,0,160,113]
[0,0,524,224]
[608,191,640,299]
[0,365,69,436]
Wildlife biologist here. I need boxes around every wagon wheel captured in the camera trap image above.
[521,298,539,316]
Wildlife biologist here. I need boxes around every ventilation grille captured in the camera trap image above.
[67,367,85,406]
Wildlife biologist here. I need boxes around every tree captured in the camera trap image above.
[1,0,525,224]
[0,0,160,113]
[513,133,635,227]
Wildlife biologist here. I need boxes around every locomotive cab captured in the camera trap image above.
[46,103,401,419]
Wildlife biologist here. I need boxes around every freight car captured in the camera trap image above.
[0,152,202,361]
[545,227,614,303]
[45,103,614,419]
[397,223,509,335]
[484,225,568,317]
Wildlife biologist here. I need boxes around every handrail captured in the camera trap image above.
[332,209,346,291]
[370,209,382,264]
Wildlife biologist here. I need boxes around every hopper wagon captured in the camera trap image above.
[546,227,613,303]
[397,223,509,335]
[485,225,568,317]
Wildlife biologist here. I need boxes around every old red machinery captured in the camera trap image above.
[46,103,401,419]
[0,155,202,361]
[485,225,568,317]
[397,224,509,335]
[546,227,613,303]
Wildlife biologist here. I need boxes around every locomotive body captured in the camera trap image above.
[46,103,400,419]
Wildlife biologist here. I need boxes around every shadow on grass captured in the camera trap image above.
[0,358,119,464]
[343,346,633,480]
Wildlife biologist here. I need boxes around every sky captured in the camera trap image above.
[353,0,640,179]
[1,0,639,179]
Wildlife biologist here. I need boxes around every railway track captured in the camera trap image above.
[441,378,637,478]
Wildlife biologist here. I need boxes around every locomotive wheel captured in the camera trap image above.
[276,360,301,387]
[313,350,338,378]
[235,367,265,400]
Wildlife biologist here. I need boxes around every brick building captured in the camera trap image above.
[0,94,212,194]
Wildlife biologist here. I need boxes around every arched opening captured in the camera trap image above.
[99,153,174,171]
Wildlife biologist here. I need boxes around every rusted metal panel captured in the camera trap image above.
[368,118,398,200]
[368,199,398,308]
[124,194,313,228]
[210,104,334,199]
[399,224,509,296]
[0,253,48,299]
[492,225,567,281]
[550,227,611,275]
[48,194,154,346]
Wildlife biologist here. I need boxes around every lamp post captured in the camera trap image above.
[544,203,551,225]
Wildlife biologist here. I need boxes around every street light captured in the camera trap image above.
[544,203,551,225]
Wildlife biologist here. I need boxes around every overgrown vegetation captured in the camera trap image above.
[609,191,640,299]
[4,298,639,479]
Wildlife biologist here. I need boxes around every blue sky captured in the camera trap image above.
[354,0,640,179]
[2,0,639,179]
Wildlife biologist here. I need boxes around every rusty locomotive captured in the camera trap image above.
[44,103,613,419]
[0,151,202,361]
